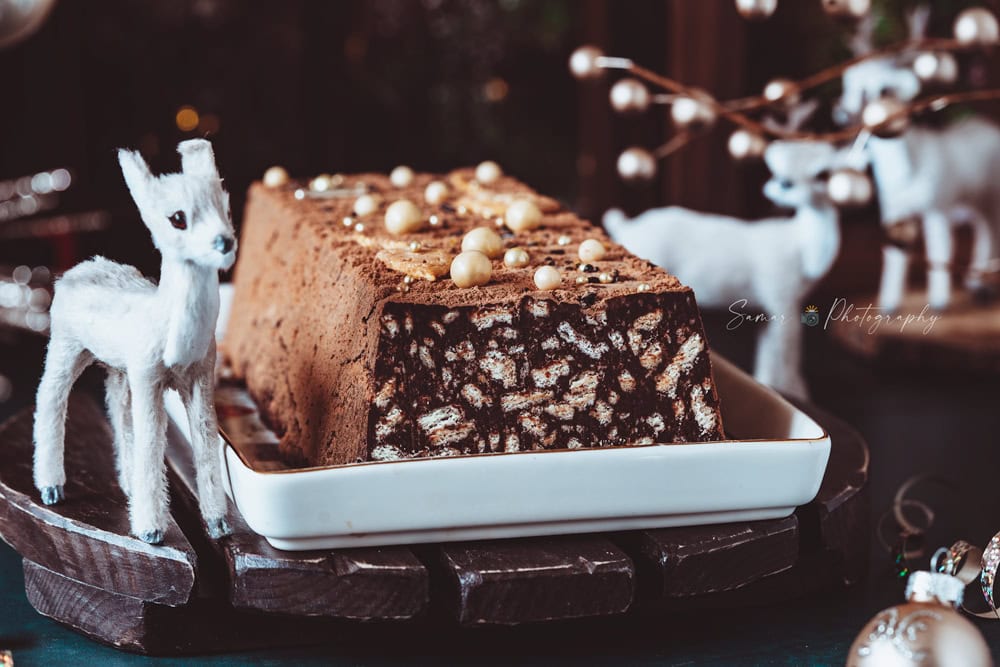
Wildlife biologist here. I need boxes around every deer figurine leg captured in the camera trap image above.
[923,210,954,311]
[965,210,995,301]
[105,370,134,496]
[180,362,231,538]
[127,369,169,544]
[33,336,92,505]
[878,245,910,314]
[754,315,808,400]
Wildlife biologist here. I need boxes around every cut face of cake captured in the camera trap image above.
[222,167,724,466]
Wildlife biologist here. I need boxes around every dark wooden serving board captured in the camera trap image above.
[0,390,869,655]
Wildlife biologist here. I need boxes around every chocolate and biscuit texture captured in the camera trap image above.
[222,169,723,466]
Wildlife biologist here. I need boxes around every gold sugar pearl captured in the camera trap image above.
[396,282,411,293]
[636,283,652,292]
[331,174,345,187]
[458,205,468,215]
[503,247,530,268]
[578,239,607,262]
[390,165,415,188]
[310,174,332,192]
[461,227,504,258]
[533,265,562,291]
[403,275,415,285]
[354,222,366,233]
[424,181,449,205]
[575,275,590,285]
[505,200,543,233]
[353,194,380,217]
[494,217,505,228]
[385,199,424,235]
[451,251,492,288]
[598,272,614,284]
[408,241,422,252]
[342,216,354,227]
[475,160,503,184]
[557,235,571,246]
[263,166,289,188]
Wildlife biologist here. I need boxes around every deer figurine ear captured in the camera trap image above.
[177,139,219,179]
[118,148,154,203]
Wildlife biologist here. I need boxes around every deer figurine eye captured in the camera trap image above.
[168,211,187,230]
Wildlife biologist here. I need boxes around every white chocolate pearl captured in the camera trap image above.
[503,247,530,268]
[533,265,562,291]
[263,166,289,188]
[390,165,415,188]
[475,160,502,184]
[424,181,449,205]
[310,174,332,192]
[462,227,504,258]
[384,199,424,235]
[505,200,542,233]
[578,239,607,262]
[451,251,492,288]
[353,194,379,217]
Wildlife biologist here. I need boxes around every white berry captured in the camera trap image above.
[475,160,502,184]
[462,227,504,258]
[385,199,424,235]
[424,181,449,205]
[503,247,530,268]
[451,251,492,288]
[578,239,607,262]
[353,194,380,217]
[534,265,562,291]
[390,165,415,188]
[262,166,289,188]
[505,200,542,233]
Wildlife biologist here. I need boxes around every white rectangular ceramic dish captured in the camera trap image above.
[165,286,831,551]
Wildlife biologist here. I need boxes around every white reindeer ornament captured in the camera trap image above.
[33,139,236,544]
[836,6,1000,311]
[605,141,839,399]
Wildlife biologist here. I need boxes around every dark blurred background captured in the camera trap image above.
[0,0,884,276]
[0,0,996,284]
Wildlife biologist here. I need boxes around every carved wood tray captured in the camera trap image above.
[0,390,868,655]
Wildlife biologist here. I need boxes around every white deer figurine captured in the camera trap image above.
[604,141,839,399]
[836,6,1000,311]
[33,139,236,544]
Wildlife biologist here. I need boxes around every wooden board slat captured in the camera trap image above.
[0,396,196,606]
[437,537,635,626]
[22,559,341,655]
[164,422,430,619]
[628,397,870,610]
[624,514,799,600]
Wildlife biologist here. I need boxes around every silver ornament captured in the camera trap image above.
[727,129,768,161]
[616,147,657,183]
[827,168,872,207]
[954,8,1000,46]
[609,78,650,114]
[862,96,909,137]
[0,0,57,50]
[569,45,605,80]
[734,0,777,20]
[847,572,991,667]
[670,90,717,130]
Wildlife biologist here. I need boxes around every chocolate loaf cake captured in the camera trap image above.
[222,166,724,466]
